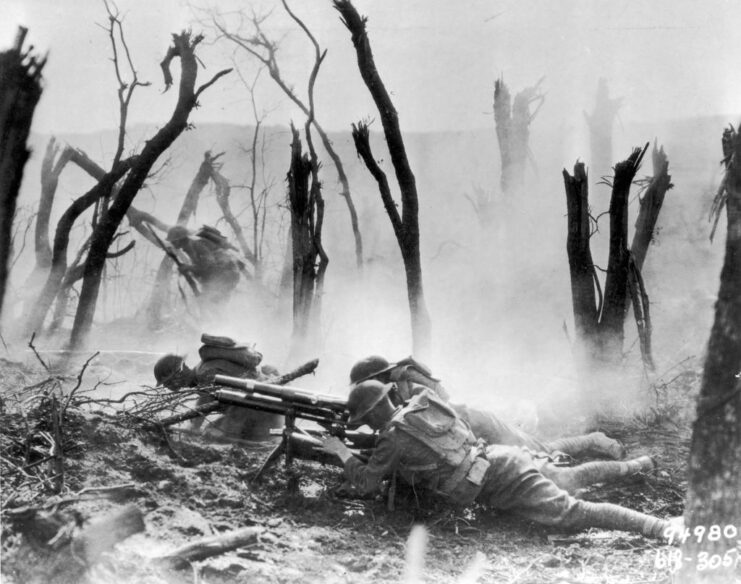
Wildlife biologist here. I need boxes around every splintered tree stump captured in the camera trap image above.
[157,526,265,570]
[631,142,672,271]
[286,126,328,355]
[493,77,543,196]
[563,145,651,368]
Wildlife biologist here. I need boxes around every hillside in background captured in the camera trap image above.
[4,113,736,416]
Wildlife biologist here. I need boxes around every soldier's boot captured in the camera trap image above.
[543,455,655,493]
[544,432,626,460]
[567,500,671,540]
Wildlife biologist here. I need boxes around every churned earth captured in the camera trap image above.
[0,354,696,584]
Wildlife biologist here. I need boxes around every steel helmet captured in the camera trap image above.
[166,225,191,244]
[349,355,396,384]
[154,354,185,385]
[346,380,391,427]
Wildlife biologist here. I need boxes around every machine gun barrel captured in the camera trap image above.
[212,376,377,478]
[213,389,343,426]
[213,375,347,413]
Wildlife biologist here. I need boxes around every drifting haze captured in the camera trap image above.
[2,0,740,136]
[2,0,738,426]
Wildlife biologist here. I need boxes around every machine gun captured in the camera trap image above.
[212,375,376,480]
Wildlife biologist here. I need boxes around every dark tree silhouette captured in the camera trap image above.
[286,126,328,357]
[0,28,44,318]
[68,29,231,349]
[335,0,432,358]
[212,0,364,268]
[679,123,741,584]
[563,145,657,370]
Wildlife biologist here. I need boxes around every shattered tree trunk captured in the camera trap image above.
[625,143,672,367]
[335,0,432,359]
[584,78,622,183]
[36,139,73,270]
[24,160,136,337]
[60,148,170,315]
[0,28,44,318]
[24,145,147,336]
[69,33,230,350]
[678,123,741,584]
[563,162,599,345]
[631,143,672,271]
[563,145,650,369]
[147,151,212,327]
[286,127,328,356]
[493,78,542,196]
[219,3,364,269]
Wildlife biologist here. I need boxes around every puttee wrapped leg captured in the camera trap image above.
[540,456,654,493]
[562,500,669,539]
[544,432,626,460]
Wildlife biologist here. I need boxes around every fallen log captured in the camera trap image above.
[157,525,265,570]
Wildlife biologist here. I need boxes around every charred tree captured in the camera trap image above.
[563,145,653,369]
[631,142,672,271]
[213,0,364,268]
[625,142,672,366]
[493,77,544,196]
[564,162,599,344]
[678,123,741,584]
[36,139,73,270]
[0,28,44,318]
[286,126,328,355]
[584,78,622,183]
[336,0,432,358]
[23,144,154,336]
[24,159,137,337]
[68,32,231,349]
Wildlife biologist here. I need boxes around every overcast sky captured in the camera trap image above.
[2,0,740,136]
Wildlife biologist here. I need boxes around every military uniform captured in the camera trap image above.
[376,358,622,460]
[168,226,242,314]
[191,359,282,439]
[342,389,667,538]
[154,334,280,439]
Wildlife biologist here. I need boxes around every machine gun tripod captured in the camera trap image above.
[212,375,376,481]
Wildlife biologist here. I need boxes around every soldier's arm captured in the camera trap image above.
[398,368,451,401]
[342,431,401,496]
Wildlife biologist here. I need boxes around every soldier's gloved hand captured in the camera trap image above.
[318,436,353,463]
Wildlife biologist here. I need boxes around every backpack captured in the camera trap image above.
[198,333,263,369]
[390,390,475,468]
[390,389,489,505]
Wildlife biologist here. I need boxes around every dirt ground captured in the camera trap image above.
[0,353,697,584]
